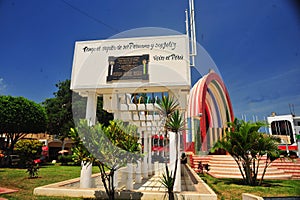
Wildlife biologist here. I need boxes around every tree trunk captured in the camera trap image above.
[252,158,260,186]
[110,170,115,200]
[99,163,116,200]
[233,157,246,183]
[4,133,10,152]
[244,160,252,185]
[259,159,270,186]
[99,164,110,199]
[168,191,175,200]
[8,133,26,155]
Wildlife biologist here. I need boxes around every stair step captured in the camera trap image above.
[282,170,300,174]
[192,155,299,180]
[273,164,300,167]
[209,167,281,172]
[210,170,286,176]
[208,173,292,180]
[208,163,276,167]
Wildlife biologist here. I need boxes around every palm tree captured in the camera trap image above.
[157,95,179,120]
[157,95,179,157]
[161,110,185,200]
[211,118,281,186]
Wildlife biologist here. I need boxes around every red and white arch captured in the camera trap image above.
[185,71,234,153]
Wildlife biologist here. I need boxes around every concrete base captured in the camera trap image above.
[242,193,264,200]
[34,165,217,200]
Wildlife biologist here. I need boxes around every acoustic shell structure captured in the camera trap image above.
[185,71,234,154]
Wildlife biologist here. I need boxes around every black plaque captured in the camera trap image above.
[106,54,149,82]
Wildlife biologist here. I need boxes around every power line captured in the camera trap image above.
[61,0,120,33]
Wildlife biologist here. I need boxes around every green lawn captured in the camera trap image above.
[200,174,300,200]
[1,165,299,200]
[0,164,98,200]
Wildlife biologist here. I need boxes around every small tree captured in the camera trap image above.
[0,96,47,154]
[72,120,141,200]
[14,139,43,178]
[161,110,185,200]
[211,118,281,186]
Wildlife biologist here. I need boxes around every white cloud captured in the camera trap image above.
[0,78,7,94]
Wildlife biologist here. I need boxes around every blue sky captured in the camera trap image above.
[0,0,299,120]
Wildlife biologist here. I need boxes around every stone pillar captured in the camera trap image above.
[148,132,153,175]
[126,163,133,190]
[80,91,97,188]
[142,131,149,178]
[86,92,97,126]
[135,134,142,183]
[113,169,118,188]
[135,160,142,183]
[169,132,181,192]
[80,161,92,188]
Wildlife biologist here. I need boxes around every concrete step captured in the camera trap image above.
[292,177,300,180]
[272,164,300,167]
[193,155,212,159]
[192,155,295,180]
[207,163,281,169]
[190,156,212,169]
[270,159,300,180]
[208,172,292,180]
[209,167,281,173]
[280,168,300,172]
[273,158,300,163]
[209,170,287,176]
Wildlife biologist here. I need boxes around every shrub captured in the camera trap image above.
[58,154,73,165]
[26,160,39,178]
[14,139,43,168]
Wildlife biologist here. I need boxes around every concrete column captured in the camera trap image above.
[135,134,142,183]
[176,133,181,191]
[135,160,142,183]
[126,163,133,190]
[85,91,97,126]
[169,132,181,192]
[80,91,97,188]
[80,161,92,188]
[113,169,118,188]
[142,132,149,178]
[148,132,153,175]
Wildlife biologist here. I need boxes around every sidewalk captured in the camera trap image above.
[34,164,217,199]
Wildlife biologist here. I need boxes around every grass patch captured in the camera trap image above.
[200,174,300,200]
[0,164,99,200]
[1,164,299,200]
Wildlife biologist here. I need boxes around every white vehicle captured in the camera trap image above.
[267,113,300,153]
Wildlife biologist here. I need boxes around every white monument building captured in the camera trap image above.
[71,34,191,191]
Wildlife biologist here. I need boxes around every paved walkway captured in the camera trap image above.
[134,175,167,192]
[0,187,18,195]
[0,187,18,200]
[34,164,217,199]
